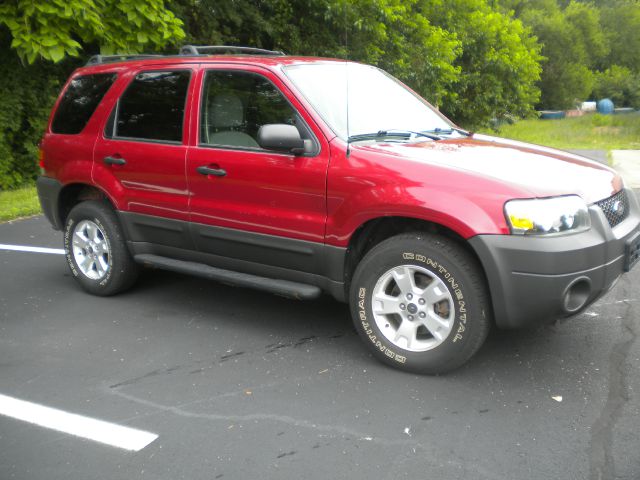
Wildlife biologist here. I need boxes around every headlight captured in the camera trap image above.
[505,196,591,235]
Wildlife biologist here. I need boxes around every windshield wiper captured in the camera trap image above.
[348,129,442,143]
[422,127,470,137]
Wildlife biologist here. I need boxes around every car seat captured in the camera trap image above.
[205,93,259,148]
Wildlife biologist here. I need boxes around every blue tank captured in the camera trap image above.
[597,98,614,115]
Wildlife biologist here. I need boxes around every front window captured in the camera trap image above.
[284,62,454,141]
[199,70,314,151]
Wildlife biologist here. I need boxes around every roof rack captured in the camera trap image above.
[179,45,286,56]
[84,45,286,66]
[86,54,163,66]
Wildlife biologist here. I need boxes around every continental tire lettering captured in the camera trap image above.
[64,219,79,277]
[358,285,408,364]
[94,218,113,286]
[403,252,415,260]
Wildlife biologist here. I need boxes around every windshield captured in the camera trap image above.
[284,62,454,141]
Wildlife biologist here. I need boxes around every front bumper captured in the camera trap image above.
[470,188,640,328]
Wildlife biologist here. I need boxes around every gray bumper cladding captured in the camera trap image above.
[36,176,63,230]
[470,188,640,328]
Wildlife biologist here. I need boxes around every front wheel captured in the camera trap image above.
[349,233,491,374]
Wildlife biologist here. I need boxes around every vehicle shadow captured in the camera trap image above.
[129,266,575,381]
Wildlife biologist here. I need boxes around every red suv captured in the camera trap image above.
[37,46,640,373]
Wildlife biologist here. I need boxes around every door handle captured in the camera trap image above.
[197,165,227,177]
[104,156,126,166]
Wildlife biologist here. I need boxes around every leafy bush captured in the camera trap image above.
[0,0,186,190]
[0,32,76,189]
[0,0,184,63]
[593,65,640,109]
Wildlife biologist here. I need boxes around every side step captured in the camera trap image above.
[134,254,322,300]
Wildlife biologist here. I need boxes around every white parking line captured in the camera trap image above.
[0,394,158,451]
[0,244,64,255]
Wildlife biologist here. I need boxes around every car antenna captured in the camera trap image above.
[344,2,351,158]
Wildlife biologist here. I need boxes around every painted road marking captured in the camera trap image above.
[0,244,64,255]
[0,394,158,451]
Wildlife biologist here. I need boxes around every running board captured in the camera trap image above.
[134,254,322,300]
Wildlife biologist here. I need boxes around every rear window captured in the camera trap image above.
[113,70,191,143]
[51,73,117,134]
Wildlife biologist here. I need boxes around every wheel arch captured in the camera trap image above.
[343,216,490,306]
[57,183,117,227]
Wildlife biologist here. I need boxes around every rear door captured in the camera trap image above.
[186,65,330,273]
[93,65,195,248]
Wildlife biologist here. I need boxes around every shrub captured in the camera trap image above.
[593,65,640,109]
[0,51,73,190]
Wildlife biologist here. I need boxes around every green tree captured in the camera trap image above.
[600,2,640,72]
[0,30,74,189]
[0,0,185,63]
[593,65,640,108]
[517,1,608,109]
[0,0,185,189]
[172,0,541,127]
[423,0,543,127]
[170,0,462,108]
[320,0,462,108]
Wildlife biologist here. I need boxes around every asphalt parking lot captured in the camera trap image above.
[1,206,639,480]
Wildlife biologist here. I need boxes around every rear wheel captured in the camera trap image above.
[350,233,491,374]
[64,201,138,296]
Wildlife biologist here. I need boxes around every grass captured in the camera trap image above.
[483,112,640,151]
[0,186,42,222]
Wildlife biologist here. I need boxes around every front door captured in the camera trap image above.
[186,66,330,274]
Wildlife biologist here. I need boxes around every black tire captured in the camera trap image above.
[349,233,491,374]
[64,200,139,296]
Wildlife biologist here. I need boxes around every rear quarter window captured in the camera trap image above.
[51,73,117,134]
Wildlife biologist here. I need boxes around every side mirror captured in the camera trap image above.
[257,124,309,155]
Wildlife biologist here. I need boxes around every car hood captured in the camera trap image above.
[352,134,622,204]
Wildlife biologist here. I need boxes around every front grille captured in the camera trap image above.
[596,190,629,228]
